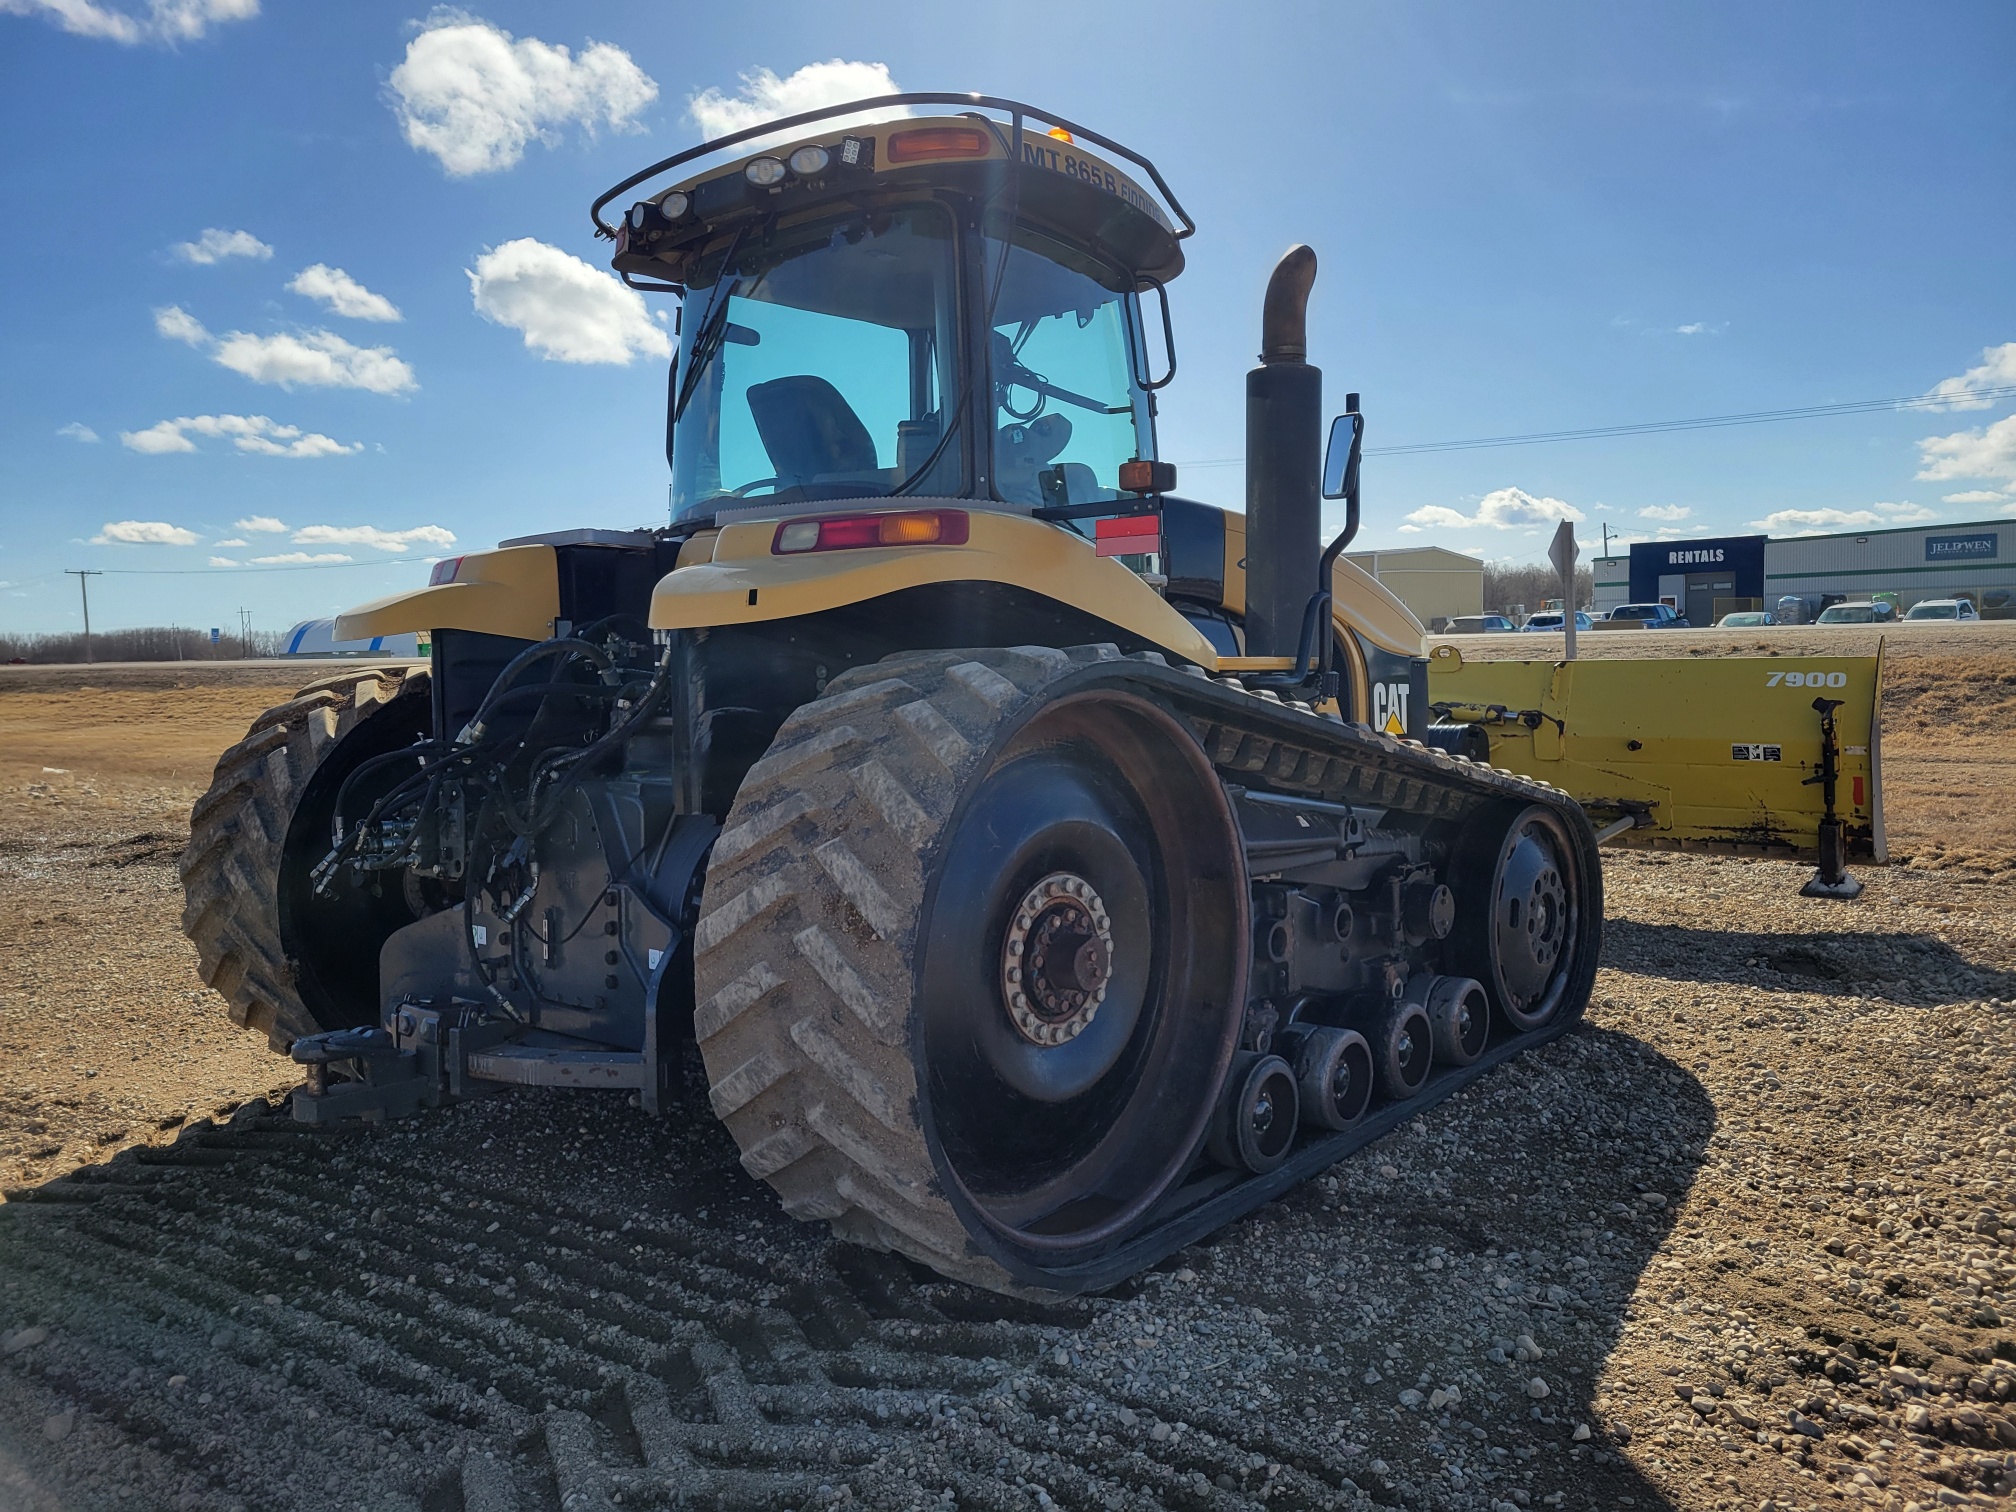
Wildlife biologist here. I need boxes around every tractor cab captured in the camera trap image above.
[601,100,1186,524]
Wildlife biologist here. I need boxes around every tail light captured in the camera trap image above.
[429,556,464,585]
[773,510,970,555]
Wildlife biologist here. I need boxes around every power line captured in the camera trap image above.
[89,555,435,576]
[1172,383,2016,469]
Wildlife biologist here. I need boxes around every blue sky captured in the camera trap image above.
[1,0,2012,635]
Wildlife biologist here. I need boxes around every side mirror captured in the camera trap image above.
[1322,407,1363,501]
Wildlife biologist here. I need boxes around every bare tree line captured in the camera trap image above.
[1482,562,1595,617]
[0,627,288,664]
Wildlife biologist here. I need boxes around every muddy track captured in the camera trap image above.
[0,1066,1392,1512]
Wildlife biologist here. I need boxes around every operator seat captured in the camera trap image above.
[747,376,879,489]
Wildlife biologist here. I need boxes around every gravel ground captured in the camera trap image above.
[0,666,2012,1512]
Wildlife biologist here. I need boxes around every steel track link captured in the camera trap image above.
[1,1104,1380,1511]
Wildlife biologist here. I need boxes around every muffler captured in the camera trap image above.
[1244,245,1322,659]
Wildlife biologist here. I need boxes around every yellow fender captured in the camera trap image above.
[1427,643,1886,863]
[335,545,560,644]
[649,508,1221,668]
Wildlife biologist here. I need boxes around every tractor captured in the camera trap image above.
[180,93,1625,1294]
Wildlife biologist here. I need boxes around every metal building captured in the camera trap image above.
[1342,545,1484,631]
[1592,518,2014,622]
[282,619,426,657]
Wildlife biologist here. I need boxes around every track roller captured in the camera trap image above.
[1279,1024,1374,1130]
[1420,975,1490,1066]
[1207,1052,1300,1173]
[1368,997,1433,1104]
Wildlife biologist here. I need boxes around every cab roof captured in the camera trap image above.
[598,94,1192,291]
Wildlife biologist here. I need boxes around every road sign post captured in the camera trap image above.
[1549,521,1579,662]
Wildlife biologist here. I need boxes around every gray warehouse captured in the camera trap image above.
[1592,517,2015,623]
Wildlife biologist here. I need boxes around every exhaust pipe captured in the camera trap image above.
[1245,245,1322,658]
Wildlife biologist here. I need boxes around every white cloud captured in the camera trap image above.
[387,15,657,177]
[1400,487,1584,533]
[291,524,455,553]
[689,59,902,142]
[155,304,210,345]
[208,555,239,566]
[92,519,200,545]
[1872,501,1937,522]
[119,420,198,454]
[1916,413,2016,482]
[0,0,256,45]
[250,551,352,565]
[1673,322,1726,336]
[56,421,99,443]
[212,327,416,393]
[156,302,416,393]
[235,515,287,533]
[1748,507,1883,535]
[170,227,271,264]
[1924,342,2016,411]
[119,413,363,457]
[1638,504,1691,522]
[467,238,671,365]
[1942,488,2015,506]
[212,537,247,547]
[288,264,401,322]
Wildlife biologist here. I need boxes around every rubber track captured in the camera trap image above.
[0,1106,1368,1511]
[176,666,428,1051]
[692,646,1602,1297]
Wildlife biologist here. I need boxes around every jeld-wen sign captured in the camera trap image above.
[1926,533,1997,563]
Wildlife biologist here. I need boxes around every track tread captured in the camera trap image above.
[694,647,1085,1293]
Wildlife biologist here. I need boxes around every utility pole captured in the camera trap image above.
[1601,522,1614,560]
[238,607,252,656]
[65,570,103,664]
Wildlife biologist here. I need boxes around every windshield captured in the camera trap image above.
[668,205,962,519]
[1907,603,1957,619]
[1819,606,1874,623]
[986,225,1153,508]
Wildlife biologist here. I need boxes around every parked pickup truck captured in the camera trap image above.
[1601,602,1691,628]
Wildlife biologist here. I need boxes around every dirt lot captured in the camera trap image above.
[0,650,2012,1512]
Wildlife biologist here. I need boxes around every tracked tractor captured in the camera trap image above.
[180,94,1612,1295]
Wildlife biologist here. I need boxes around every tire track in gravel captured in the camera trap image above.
[0,1076,1389,1512]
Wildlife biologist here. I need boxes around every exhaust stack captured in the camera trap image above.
[1245,245,1322,658]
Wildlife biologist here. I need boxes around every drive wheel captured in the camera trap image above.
[1449,800,1600,1035]
[179,667,433,1051]
[692,646,1248,1292]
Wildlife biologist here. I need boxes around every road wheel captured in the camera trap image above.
[1448,801,1600,1035]
[691,647,1248,1292]
[179,667,432,1052]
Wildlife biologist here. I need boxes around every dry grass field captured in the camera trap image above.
[0,646,2010,1512]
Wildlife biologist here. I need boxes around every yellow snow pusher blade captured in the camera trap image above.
[1424,644,1885,875]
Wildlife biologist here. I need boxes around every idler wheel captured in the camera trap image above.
[1207,1052,1300,1174]
[1280,1024,1374,1131]
[1450,802,1588,1033]
[1422,976,1490,1066]
[1370,997,1434,1104]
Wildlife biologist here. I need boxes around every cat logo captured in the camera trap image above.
[1370,681,1409,736]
